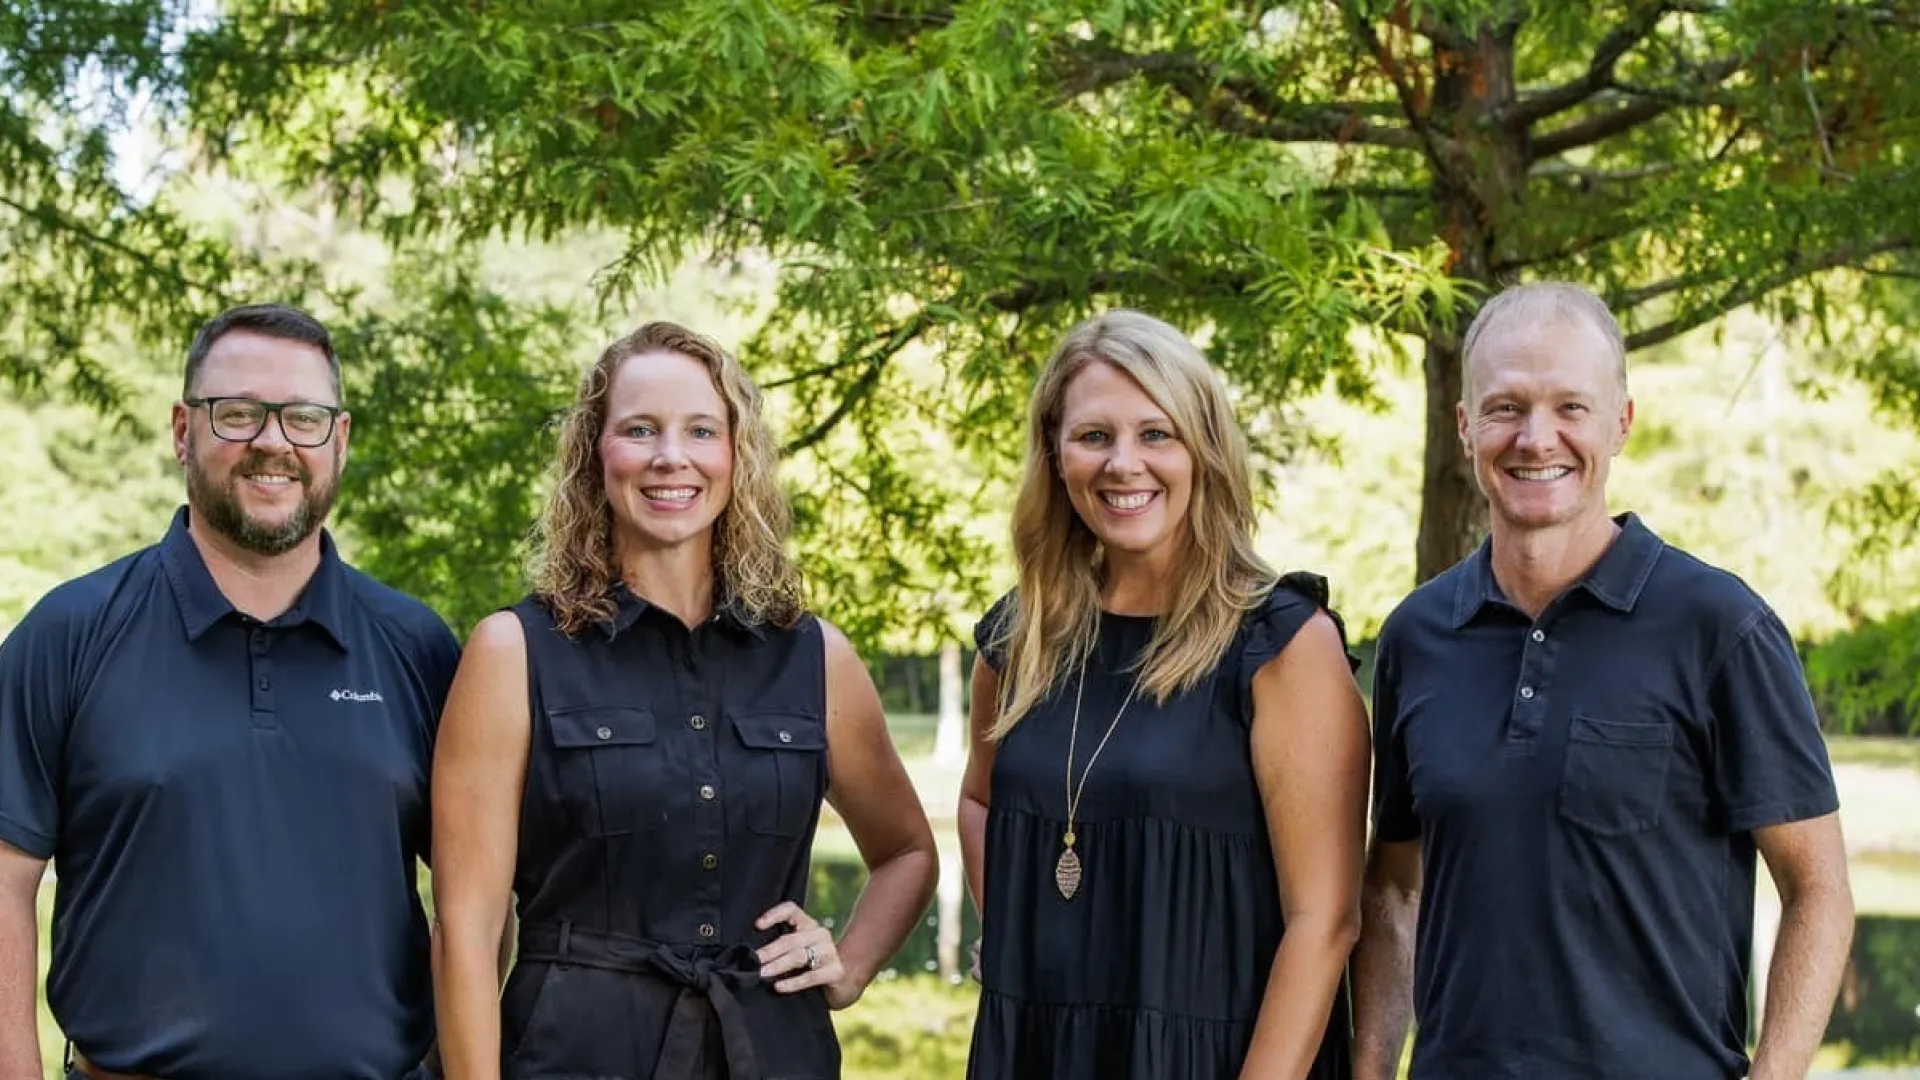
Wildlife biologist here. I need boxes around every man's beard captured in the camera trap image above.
[185,440,341,557]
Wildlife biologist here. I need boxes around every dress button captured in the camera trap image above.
[702,853,718,870]
[596,726,613,740]
[1519,686,1536,700]
[699,784,716,801]
[690,714,708,730]
[1531,629,1546,642]
[778,730,792,744]
[698,923,716,939]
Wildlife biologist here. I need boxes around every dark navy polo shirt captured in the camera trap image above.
[1371,513,1838,1080]
[0,507,460,1078]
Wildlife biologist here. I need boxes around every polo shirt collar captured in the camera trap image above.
[605,582,769,641]
[160,506,354,650]
[1450,512,1664,628]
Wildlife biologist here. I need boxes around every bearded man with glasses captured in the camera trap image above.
[0,304,461,1079]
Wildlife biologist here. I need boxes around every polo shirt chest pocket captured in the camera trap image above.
[548,705,659,837]
[730,711,827,838]
[1558,715,1673,836]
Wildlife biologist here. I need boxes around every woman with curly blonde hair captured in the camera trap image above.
[430,322,936,1080]
[959,310,1368,1079]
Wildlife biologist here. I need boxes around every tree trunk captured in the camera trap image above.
[1411,23,1528,581]
[1416,335,1487,580]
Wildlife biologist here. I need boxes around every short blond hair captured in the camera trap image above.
[1461,282,1628,403]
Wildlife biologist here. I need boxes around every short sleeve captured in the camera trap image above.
[1707,606,1839,834]
[1240,571,1359,679]
[0,591,85,859]
[972,591,1016,674]
[1369,630,1420,843]
[1236,571,1360,730]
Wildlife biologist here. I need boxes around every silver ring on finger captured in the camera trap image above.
[804,944,820,970]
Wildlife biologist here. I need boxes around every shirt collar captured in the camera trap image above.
[160,506,354,650]
[604,583,769,642]
[1450,512,1664,628]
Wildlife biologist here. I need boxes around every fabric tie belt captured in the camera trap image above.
[518,920,764,1080]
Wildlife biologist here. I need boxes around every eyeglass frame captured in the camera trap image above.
[183,396,346,448]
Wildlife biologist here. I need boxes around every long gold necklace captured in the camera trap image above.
[1056,662,1139,900]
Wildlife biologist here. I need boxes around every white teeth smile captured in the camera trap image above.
[644,487,698,501]
[245,475,295,485]
[1101,492,1154,510]
[1508,467,1572,481]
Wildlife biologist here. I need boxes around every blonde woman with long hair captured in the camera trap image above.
[959,311,1369,1079]
[430,323,936,1079]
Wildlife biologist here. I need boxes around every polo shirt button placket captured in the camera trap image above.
[250,626,278,731]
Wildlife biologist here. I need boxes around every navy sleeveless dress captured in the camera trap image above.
[500,588,841,1080]
[967,575,1354,1079]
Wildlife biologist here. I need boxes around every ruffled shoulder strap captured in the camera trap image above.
[1233,571,1359,728]
[972,590,1018,673]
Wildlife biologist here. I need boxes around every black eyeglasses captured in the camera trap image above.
[185,397,344,448]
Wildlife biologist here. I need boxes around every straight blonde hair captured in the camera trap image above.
[989,310,1276,740]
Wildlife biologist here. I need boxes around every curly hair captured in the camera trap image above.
[528,322,806,636]
[989,309,1277,740]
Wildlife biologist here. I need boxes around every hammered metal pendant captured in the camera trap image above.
[1055,838,1083,900]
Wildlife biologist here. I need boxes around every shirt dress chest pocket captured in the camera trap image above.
[1558,714,1673,836]
[730,710,827,838]
[548,705,659,837]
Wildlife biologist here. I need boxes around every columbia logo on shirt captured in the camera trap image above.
[330,688,384,703]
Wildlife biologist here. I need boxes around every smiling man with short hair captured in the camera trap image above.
[0,304,460,1079]
[1350,282,1855,1080]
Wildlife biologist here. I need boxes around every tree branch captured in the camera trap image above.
[1622,238,1916,351]
[1612,269,1711,312]
[1529,160,1684,185]
[760,353,874,391]
[1193,97,1426,149]
[1337,1,1447,163]
[1531,56,1743,159]
[781,312,936,455]
[1532,97,1673,158]
[1495,219,1651,273]
[1497,2,1677,128]
[0,191,224,298]
[1056,49,1196,103]
[1070,46,1421,149]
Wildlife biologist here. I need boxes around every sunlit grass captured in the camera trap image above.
[1829,736,1920,770]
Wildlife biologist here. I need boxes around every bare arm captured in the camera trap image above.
[1239,613,1371,1080]
[429,613,533,1080]
[0,843,43,1080]
[1748,812,1853,1080]
[763,622,936,1009]
[957,656,999,919]
[1350,839,1422,1080]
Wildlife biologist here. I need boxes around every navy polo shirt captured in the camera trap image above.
[0,507,460,1078]
[1372,513,1838,1080]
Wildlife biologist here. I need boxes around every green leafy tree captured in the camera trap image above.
[183,0,1920,585]
[0,2,322,414]
[330,262,582,634]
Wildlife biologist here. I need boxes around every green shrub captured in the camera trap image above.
[1804,609,1920,736]
[833,975,978,1080]
[1827,916,1920,1066]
